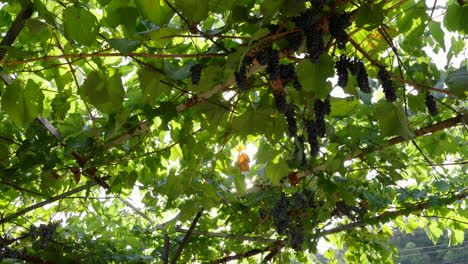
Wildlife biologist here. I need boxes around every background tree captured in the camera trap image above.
[0,0,467,263]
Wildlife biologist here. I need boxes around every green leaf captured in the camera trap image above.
[375,101,414,140]
[139,68,167,104]
[433,181,450,192]
[445,68,468,99]
[355,2,386,31]
[260,0,285,20]
[296,55,334,99]
[174,0,208,23]
[234,172,247,194]
[329,97,359,117]
[62,6,99,46]
[449,227,465,246]
[79,71,124,113]
[146,27,183,48]
[58,114,84,138]
[136,0,174,26]
[428,21,446,51]
[105,6,138,30]
[1,80,43,127]
[33,0,55,26]
[231,108,276,136]
[265,158,288,185]
[107,39,141,55]
[444,1,468,34]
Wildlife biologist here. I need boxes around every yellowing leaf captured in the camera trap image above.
[237,152,250,172]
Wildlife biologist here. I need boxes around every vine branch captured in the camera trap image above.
[0,52,226,67]
[170,210,203,264]
[175,226,281,243]
[320,190,468,237]
[0,181,97,224]
[0,1,34,60]
[210,242,283,264]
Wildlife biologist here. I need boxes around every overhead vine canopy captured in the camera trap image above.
[0,0,467,263]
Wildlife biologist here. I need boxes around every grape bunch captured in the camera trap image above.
[335,55,349,88]
[313,97,330,137]
[255,46,273,66]
[328,12,351,49]
[377,66,397,102]
[305,28,325,63]
[425,93,438,116]
[235,56,254,90]
[333,201,367,221]
[292,10,315,30]
[271,193,291,235]
[291,191,306,209]
[259,209,267,220]
[280,64,295,82]
[292,10,325,63]
[285,104,298,137]
[305,119,320,158]
[293,79,303,91]
[289,222,305,251]
[269,192,305,250]
[280,63,302,91]
[285,31,303,52]
[353,60,371,93]
[267,49,281,81]
[274,93,287,113]
[234,69,247,90]
[190,64,202,85]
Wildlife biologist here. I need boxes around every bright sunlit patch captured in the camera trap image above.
[222,91,237,101]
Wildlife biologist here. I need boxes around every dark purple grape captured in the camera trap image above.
[255,47,272,65]
[305,119,319,158]
[293,78,303,91]
[335,55,349,88]
[285,31,303,52]
[378,66,397,102]
[280,64,295,81]
[234,66,247,90]
[285,104,298,137]
[425,93,438,116]
[305,28,325,63]
[328,12,351,49]
[274,93,287,113]
[289,222,304,251]
[355,61,371,93]
[267,49,280,81]
[271,194,291,235]
[190,64,202,85]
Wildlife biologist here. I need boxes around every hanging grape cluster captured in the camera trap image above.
[335,55,349,88]
[280,63,302,91]
[333,201,367,221]
[285,31,303,52]
[292,10,325,63]
[255,46,273,66]
[29,221,61,249]
[335,56,372,93]
[425,93,438,116]
[235,56,254,90]
[285,104,298,137]
[190,64,202,85]
[328,12,351,49]
[352,59,372,93]
[269,191,318,251]
[377,66,397,102]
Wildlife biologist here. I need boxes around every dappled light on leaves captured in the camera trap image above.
[0,0,467,263]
